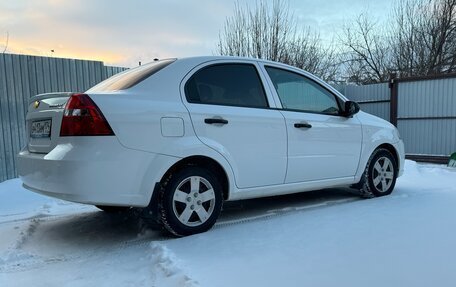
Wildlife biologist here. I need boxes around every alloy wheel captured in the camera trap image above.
[172,176,216,227]
[372,156,394,193]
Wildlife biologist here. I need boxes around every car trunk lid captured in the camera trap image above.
[26,92,72,153]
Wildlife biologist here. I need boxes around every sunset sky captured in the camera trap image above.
[0,0,394,68]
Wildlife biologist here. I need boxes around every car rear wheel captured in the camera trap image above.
[356,148,398,198]
[159,167,223,237]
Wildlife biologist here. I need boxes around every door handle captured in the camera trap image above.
[294,122,312,129]
[204,118,228,125]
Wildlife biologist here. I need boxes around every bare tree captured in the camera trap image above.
[2,31,8,53]
[217,0,338,82]
[340,14,392,84]
[341,0,456,84]
[390,0,456,76]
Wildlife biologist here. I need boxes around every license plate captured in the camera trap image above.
[31,119,52,138]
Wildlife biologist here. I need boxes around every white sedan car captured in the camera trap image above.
[18,56,405,236]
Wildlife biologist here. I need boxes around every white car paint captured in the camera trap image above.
[184,103,288,188]
[17,56,405,208]
[18,137,178,206]
[280,111,362,183]
[354,111,405,180]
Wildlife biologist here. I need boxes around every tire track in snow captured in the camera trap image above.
[215,197,359,228]
[0,217,46,273]
[0,210,97,226]
[0,206,98,273]
[14,218,41,249]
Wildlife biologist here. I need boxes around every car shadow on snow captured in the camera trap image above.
[29,210,162,249]
[26,188,360,252]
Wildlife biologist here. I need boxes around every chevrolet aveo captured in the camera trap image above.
[18,56,405,236]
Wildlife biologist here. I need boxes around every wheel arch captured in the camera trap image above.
[376,143,400,173]
[160,155,230,201]
[355,141,402,182]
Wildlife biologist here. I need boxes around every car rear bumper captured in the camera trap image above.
[17,137,178,207]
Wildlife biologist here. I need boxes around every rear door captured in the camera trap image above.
[263,66,362,183]
[181,61,287,189]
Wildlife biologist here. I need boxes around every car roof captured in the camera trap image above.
[174,55,294,68]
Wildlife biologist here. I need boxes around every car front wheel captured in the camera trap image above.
[159,167,223,237]
[356,148,398,198]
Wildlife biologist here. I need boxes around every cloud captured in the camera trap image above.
[0,0,393,67]
[0,0,234,66]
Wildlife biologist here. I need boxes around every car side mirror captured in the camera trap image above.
[342,101,360,117]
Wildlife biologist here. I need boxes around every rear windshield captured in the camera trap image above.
[88,59,176,92]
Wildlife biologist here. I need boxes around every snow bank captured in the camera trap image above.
[149,243,198,287]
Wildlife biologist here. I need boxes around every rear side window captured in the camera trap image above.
[185,64,269,108]
[89,59,176,92]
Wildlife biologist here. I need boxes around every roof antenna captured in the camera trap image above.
[153,58,159,61]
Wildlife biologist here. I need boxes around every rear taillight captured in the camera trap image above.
[60,93,114,136]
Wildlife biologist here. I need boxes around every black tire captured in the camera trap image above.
[95,205,131,213]
[355,148,398,198]
[159,167,223,237]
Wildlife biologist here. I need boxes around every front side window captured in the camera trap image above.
[265,66,340,115]
[185,64,268,108]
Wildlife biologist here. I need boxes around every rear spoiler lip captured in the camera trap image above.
[28,92,74,105]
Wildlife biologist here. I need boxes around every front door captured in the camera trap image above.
[264,66,362,183]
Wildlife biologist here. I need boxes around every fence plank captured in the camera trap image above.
[83,60,90,90]
[68,59,77,91]
[19,55,31,149]
[63,59,71,92]
[42,57,52,92]
[35,56,45,94]
[75,59,84,91]
[27,56,38,103]
[0,54,9,181]
[50,57,58,92]
[4,55,19,178]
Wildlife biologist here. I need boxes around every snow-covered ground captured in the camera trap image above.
[1,160,455,286]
